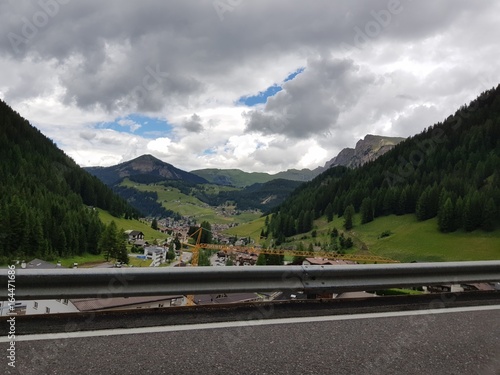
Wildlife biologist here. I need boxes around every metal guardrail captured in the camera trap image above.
[1,261,499,300]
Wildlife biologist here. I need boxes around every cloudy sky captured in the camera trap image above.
[1,0,499,173]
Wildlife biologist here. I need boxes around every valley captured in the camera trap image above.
[119,178,262,225]
[1,86,499,267]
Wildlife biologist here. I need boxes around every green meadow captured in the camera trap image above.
[120,179,260,224]
[230,213,500,262]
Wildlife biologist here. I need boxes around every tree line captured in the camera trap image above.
[266,85,500,238]
[0,99,139,264]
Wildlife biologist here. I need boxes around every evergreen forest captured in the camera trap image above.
[0,100,140,263]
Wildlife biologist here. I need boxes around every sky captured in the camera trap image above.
[0,0,499,173]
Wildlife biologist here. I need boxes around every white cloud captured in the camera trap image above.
[147,137,173,155]
[1,0,500,172]
[117,119,141,132]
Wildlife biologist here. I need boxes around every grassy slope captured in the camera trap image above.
[351,214,500,262]
[223,216,267,242]
[56,253,109,268]
[46,210,167,267]
[97,209,168,242]
[43,212,500,267]
[120,179,260,224]
[307,214,500,262]
[229,213,500,262]
[190,169,274,187]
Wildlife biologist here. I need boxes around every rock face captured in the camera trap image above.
[322,134,406,170]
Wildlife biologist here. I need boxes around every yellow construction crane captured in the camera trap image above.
[179,226,398,305]
[182,228,398,266]
[186,226,204,266]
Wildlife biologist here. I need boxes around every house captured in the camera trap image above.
[125,230,145,242]
[0,259,79,316]
[144,246,167,266]
[132,239,149,248]
[235,253,258,266]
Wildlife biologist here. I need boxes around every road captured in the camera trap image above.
[1,303,499,375]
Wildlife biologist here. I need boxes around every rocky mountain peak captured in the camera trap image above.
[324,134,405,169]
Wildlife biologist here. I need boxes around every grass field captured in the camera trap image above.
[120,179,261,224]
[233,213,500,262]
[128,257,153,267]
[97,209,168,242]
[302,214,500,262]
[56,253,108,268]
[351,214,500,262]
[223,216,267,242]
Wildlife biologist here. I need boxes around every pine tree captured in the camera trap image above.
[200,221,213,243]
[265,254,283,265]
[360,198,374,224]
[151,218,158,230]
[438,198,455,232]
[463,197,474,231]
[454,197,464,230]
[167,242,176,260]
[99,221,119,261]
[256,253,267,265]
[416,189,431,221]
[116,238,129,264]
[397,188,408,215]
[343,205,355,230]
[325,202,334,222]
[482,198,497,231]
[344,237,354,249]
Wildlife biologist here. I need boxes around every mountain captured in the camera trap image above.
[195,179,304,211]
[86,156,305,215]
[189,168,274,187]
[85,154,208,186]
[314,134,406,174]
[190,168,316,188]
[192,135,405,187]
[265,85,500,243]
[0,99,139,263]
[84,155,207,217]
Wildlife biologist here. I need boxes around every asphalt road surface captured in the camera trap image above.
[1,304,499,375]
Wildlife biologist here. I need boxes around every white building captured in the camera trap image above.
[0,259,79,316]
[144,246,167,266]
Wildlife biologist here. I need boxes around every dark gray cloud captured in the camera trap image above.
[1,0,499,170]
[244,58,374,138]
[183,114,203,133]
[79,131,96,141]
[1,0,494,113]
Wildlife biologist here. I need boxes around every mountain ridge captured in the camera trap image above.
[85,154,208,186]
[314,134,406,174]
[192,134,406,186]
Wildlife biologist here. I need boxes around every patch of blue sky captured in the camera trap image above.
[236,67,305,107]
[96,114,173,139]
[202,149,217,155]
[284,67,305,82]
[238,84,283,106]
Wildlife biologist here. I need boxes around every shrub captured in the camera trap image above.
[379,230,392,239]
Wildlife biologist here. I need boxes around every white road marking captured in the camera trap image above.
[2,304,500,343]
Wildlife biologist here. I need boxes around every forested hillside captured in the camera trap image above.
[195,178,303,210]
[266,86,500,243]
[0,100,139,263]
